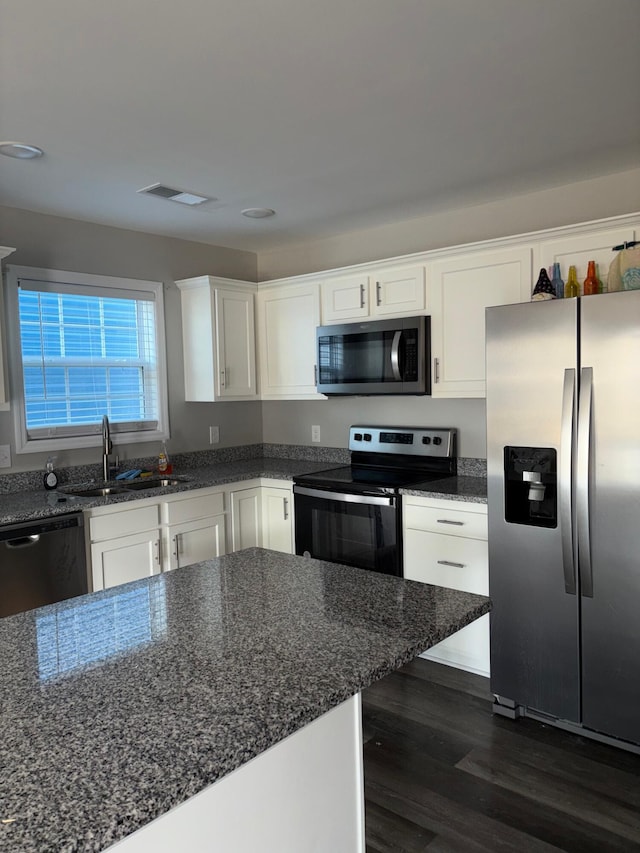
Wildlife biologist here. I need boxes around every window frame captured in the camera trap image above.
[5,265,170,455]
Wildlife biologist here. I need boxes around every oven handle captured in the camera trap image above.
[293,485,395,507]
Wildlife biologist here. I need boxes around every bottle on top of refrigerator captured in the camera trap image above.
[565,265,579,298]
[583,260,600,296]
[551,262,564,299]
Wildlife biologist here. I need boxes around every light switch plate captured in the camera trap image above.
[311,425,321,443]
[0,445,11,468]
[209,426,220,444]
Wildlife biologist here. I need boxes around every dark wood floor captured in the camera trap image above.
[362,658,640,852]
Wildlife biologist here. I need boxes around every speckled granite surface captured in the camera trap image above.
[0,456,487,524]
[0,548,490,853]
[401,475,488,504]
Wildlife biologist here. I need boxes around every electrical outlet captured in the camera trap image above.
[209,426,220,444]
[0,445,11,468]
[311,425,321,443]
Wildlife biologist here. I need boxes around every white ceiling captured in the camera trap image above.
[1,0,639,253]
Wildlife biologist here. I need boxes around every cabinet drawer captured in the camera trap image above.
[404,503,487,540]
[163,490,225,525]
[89,504,159,542]
[404,529,488,594]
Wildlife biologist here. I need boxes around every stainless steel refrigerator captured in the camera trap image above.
[486,289,640,750]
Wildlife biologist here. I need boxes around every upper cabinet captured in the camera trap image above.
[256,282,323,399]
[321,265,427,323]
[536,225,637,292]
[430,247,531,398]
[177,276,258,401]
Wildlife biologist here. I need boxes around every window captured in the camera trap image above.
[6,266,169,453]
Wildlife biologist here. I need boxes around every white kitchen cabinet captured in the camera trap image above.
[0,248,16,411]
[403,496,489,676]
[162,488,227,571]
[88,502,162,592]
[430,247,531,398]
[261,483,293,553]
[320,265,427,323]
[536,225,637,294]
[230,484,262,551]
[229,480,294,554]
[176,276,258,401]
[256,283,323,398]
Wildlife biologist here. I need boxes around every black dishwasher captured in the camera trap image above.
[0,513,88,618]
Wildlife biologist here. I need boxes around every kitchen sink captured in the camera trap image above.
[67,486,129,497]
[122,478,184,490]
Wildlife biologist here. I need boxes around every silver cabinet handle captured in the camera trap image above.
[283,498,289,520]
[577,366,593,598]
[390,330,402,381]
[314,364,318,386]
[154,540,161,566]
[376,281,382,306]
[437,560,465,568]
[437,518,464,526]
[560,368,577,595]
[172,534,179,560]
[360,283,366,309]
[220,369,225,389]
[434,357,440,383]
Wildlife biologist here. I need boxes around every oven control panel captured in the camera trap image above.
[348,425,456,457]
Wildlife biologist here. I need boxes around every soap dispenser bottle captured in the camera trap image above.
[43,457,59,490]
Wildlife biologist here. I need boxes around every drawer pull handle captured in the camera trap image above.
[437,519,464,526]
[437,559,465,568]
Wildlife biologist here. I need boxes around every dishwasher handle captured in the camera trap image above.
[0,513,84,543]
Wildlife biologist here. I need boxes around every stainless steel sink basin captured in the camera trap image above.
[67,486,129,497]
[122,478,183,490]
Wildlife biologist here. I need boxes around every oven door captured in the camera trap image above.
[293,485,401,576]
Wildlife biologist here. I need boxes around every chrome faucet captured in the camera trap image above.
[102,414,113,481]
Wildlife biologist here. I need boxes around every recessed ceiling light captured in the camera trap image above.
[241,208,276,219]
[0,142,44,159]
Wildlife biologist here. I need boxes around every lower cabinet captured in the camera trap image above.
[89,503,162,592]
[87,480,294,592]
[230,479,294,554]
[403,495,489,677]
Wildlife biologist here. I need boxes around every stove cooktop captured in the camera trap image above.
[293,464,452,495]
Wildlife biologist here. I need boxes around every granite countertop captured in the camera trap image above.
[0,548,490,853]
[0,457,486,525]
[401,474,488,504]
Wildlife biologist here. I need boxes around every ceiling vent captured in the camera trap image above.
[137,183,214,206]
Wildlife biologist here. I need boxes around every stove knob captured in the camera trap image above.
[363,433,372,441]
[354,432,363,441]
[433,436,442,446]
[422,436,431,445]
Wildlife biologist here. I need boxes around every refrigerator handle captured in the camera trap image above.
[577,366,594,598]
[560,368,577,595]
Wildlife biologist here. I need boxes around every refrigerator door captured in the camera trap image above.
[579,289,640,745]
[486,299,580,721]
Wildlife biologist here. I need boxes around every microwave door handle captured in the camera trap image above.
[390,330,402,381]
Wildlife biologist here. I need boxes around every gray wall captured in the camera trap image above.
[262,398,486,459]
[257,167,640,280]
[0,205,261,472]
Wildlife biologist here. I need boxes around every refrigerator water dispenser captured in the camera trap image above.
[504,446,557,528]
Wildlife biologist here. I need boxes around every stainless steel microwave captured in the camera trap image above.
[316,316,430,395]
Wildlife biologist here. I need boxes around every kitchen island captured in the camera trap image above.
[0,548,490,852]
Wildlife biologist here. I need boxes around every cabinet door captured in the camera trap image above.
[91,529,161,591]
[256,284,323,398]
[166,515,226,571]
[430,247,531,397]
[230,487,262,551]
[262,487,293,553]
[321,274,370,322]
[215,289,257,398]
[537,226,637,294]
[372,265,427,316]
